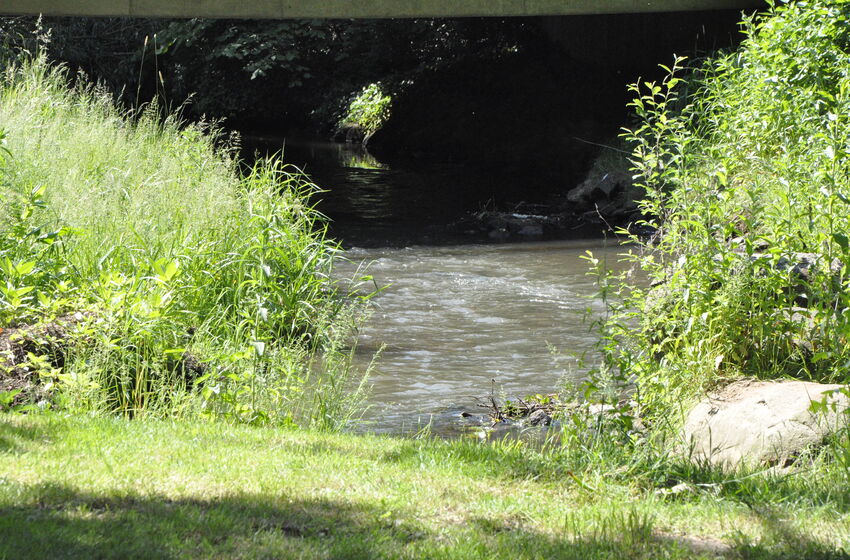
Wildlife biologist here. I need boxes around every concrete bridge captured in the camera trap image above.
[0,0,765,19]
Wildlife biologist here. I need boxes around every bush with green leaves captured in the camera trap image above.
[0,56,372,428]
[596,0,850,420]
[337,82,393,139]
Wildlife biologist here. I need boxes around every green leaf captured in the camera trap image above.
[0,389,22,407]
[14,261,35,276]
[834,233,849,252]
[13,286,34,296]
[153,258,179,282]
[164,260,179,281]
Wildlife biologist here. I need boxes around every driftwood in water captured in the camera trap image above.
[475,394,562,426]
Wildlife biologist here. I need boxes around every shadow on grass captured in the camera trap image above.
[0,482,427,559]
[657,459,850,513]
[0,481,747,560]
[0,415,66,455]
[383,436,850,513]
[733,506,850,560]
[1,482,847,558]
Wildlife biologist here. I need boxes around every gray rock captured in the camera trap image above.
[333,123,366,144]
[526,409,552,426]
[681,380,850,470]
[567,170,629,204]
[586,403,617,416]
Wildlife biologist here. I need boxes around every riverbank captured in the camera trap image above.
[0,56,367,427]
[3,4,850,558]
[2,413,848,559]
[596,0,850,424]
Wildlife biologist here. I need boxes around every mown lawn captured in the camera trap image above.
[0,414,847,559]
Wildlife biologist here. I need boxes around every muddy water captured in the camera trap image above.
[250,137,625,434]
[336,241,624,434]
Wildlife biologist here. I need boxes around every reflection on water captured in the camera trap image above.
[335,240,626,434]
[244,136,388,169]
[340,150,385,170]
[246,136,587,247]
[274,139,386,170]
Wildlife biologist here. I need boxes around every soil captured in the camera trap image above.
[0,312,86,406]
[0,313,206,408]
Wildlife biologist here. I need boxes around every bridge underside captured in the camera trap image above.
[1,0,764,19]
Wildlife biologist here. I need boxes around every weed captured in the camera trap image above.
[569,0,850,504]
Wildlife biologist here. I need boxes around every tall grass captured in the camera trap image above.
[0,56,371,428]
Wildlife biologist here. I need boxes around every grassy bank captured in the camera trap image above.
[0,56,369,427]
[1,413,848,559]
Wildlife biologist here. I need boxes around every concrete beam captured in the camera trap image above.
[0,0,765,19]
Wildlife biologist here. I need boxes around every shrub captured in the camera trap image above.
[598,0,850,419]
[337,82,392,140]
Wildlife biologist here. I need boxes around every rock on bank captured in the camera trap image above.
[681,380,850,470]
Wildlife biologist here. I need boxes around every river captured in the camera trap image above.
[250,137,624,434]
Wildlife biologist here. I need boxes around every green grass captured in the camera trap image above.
[0,413,848,559]
[0,55,370,427]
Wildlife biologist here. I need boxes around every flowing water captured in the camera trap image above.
[337,241,623,434]
[251,137,625,434]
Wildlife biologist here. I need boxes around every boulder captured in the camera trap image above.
[681,380,850,470]
[567,169,629,204]
[333,123,367,144]
[566,144,637,214]
[526,409,552,426]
